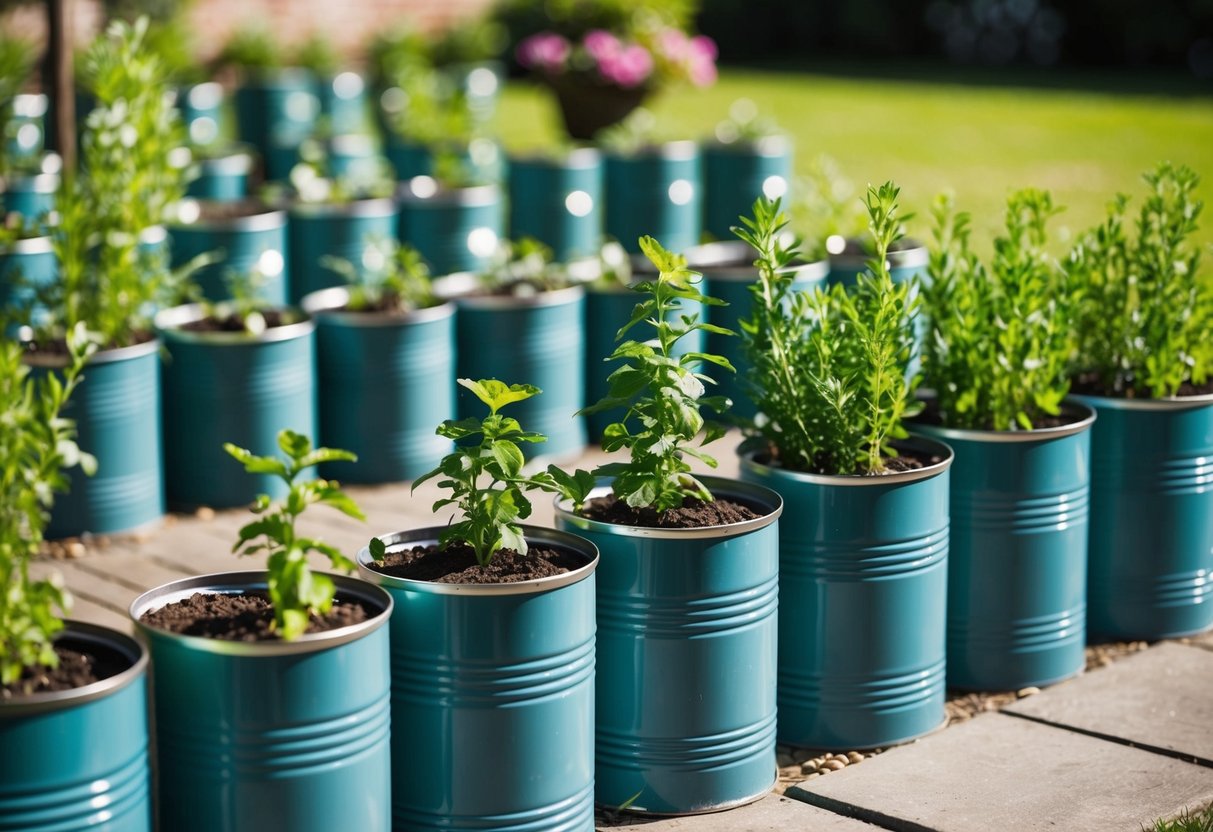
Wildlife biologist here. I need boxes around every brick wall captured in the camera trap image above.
[3,0,498,63]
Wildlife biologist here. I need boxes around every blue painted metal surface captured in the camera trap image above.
[508,149,604,261]
[234,69,318,160]
[157,305,316,509]
[604,142,702,254]
[0,172,57,219]
[0,623,150,832]
[33,340,165,538]
[0,236,56,327]
[177,82,225,148]
[303,288,455,483]
[397,183,504,276]
[130,573,392,832]
[1071,393,1213,640]
[740,440,952,749]
[287,198,397,304]
[582,257,704,441]
[4,94,48,165]
[384,139,431,181]
[168,207,289,305]
[448,283,586,461]
[701,137,793,241]
[315,72,368,134]
[356,527,597,832]
[688,241,828,421]
[555,478,782,814]
[914,406,1094,690]
[185,149,254,202]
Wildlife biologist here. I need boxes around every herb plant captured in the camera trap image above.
[0,35,36,179]
[922,188,1072,430]
[737,187,921,475]
[1067,162,1210,399]
[477,238,569,294]
[0,326,95,690]
[375,379,582,566]
[321,238,436,313]
[224,430,365,641]
[216,27,282,74]
[294,33,341,77]
[582,236,732,511]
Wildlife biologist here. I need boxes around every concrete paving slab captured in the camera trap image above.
[1182,630,1213,654]
[596,793,879,831]
[787,713,1213,832]
[1005,642,1213,764]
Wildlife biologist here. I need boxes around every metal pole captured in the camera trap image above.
[48,0,76,175]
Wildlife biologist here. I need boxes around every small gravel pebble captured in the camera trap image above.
[1017,686,1041,698]
[195,506,215,521]
[66,541,86,559]
[847,751,864,764]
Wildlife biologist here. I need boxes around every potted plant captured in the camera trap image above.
[508,144,604,262]
[582,241,704,439]
[301,240,456,483]
[514,6,717,140]
[0,214,55,328]
[1067,162,1213,640]
[131,430,391,832]
[601,111,703,255]
[734,190,953,750]
[295,33,367,136]
[21,18,186,538]
[912,189,1095,691]
[701,100,793,240]
[168,197,289,305]
[552,236,783,814]
[156,267,316,509]
[217,27,319,181]
[439,238,588,460]
[358,379,598,829]
[1,329,152,832]
[0,36,57,220]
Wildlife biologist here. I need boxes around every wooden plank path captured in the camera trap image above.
[37,439,1213,831]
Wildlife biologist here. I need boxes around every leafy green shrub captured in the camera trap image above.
[922,188,1072,430]
[1068,162,1210,399]
[0,35,36,179]
[216,27,282,74]
[579,236,733,511]
[373,379,583,566]
[294,33,341,77]
[224,430,365,641]
[738,187,921,475]
[0,327,95,689]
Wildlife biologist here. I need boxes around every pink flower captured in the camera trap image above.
[597,44,653,88]
[583,30,622,62]
[516,33,571,72]
[688,35,718,86]
[658,28,689,60]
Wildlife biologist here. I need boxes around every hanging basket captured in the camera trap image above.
[545,74,650,140]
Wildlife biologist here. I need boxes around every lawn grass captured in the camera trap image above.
[1146,804,1213,832]
[495,66,1213,254]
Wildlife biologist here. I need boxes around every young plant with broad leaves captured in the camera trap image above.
[224,430,366,641]
[580,235,733,512]
[923,188,1072,430]
[736,186,921,475]
[322,239,436,313]
[1067,162,1210,399]
[0,326,96,692]
[371,379,588,566]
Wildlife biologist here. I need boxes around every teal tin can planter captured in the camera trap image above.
[316,71,368,134]
[554,477,781,814]
[0,622,150,832]
[0,171,58,219]
[397,181,504,276]
[1071,392,1213,640]
[326,133,380,180]
[156,304,316,509]
[29,339,165,539]
[234,69,319,152]
[302,287,455,483]
[582,255,704,440]
[4,93,48,165]
[687,241,828,420]
[384,138,430,181]
[0,235,56,326]
[444,278,586,461]
[827,238,929,289]
[740,438,952,750]
[508,148,603,261]
[356,526,597,832]
[130,573,392,832]
[605,141,702,254]
[177,82,225,147]
[701,136,792,240]
[186,148,255,202]
[913,405,1096,691]
[169,204,289,305]
[287,197,397,304]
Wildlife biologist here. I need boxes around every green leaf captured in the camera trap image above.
[458,378,540,414]
[277,429,312,462]
[298,447,358,469]
[490,440,525,480]
[368,537,387,561]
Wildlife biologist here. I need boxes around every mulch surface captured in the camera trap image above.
[139,592,370,641]
[368,543,586,583]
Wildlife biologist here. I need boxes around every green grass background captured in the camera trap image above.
[495,66,1213,255]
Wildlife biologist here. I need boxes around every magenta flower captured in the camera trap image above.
[658,28,689,60]
[688,35,718,86]
[597,43,654,88]
[583,30,623,62]
[516,32,571,73]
